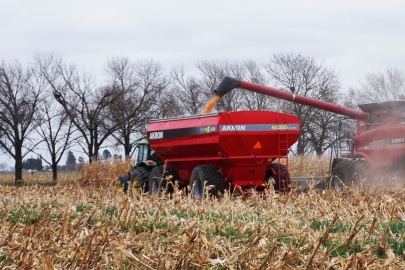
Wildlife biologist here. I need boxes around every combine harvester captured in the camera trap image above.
[119,76,405,197]
[215,76,405,190]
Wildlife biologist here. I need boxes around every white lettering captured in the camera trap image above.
[391,138,405,144]
[149,131,163,140]
[221,125,246,131]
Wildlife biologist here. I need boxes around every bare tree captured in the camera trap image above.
[306,110,344,155]
[336,89,360,156]
[351,67,405,103]
[265,53,341,155]
[105,57,170,157]
[171,66,208,115]
[35,53,122,163]
[196,60,246,112]
[34,91,77,180]
[0,60,43,183]
[196,60,284,112]
[242,60,282,111]
[153,92,183,119]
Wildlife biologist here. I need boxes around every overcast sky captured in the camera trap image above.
[1,0,404,166]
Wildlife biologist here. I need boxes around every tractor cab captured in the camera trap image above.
[134,139,163,169]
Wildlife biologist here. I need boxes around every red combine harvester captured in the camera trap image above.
[215,76,405,189]
[145,111,300,197]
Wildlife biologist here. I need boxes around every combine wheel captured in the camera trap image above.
[190,165,224,199]
[149,166,179,195]
[330,163,347,190]
[390,156,405,173]
[265,163,290,192]
[353,159,368,186]
[131,167,150,194]
[330,159,358,190]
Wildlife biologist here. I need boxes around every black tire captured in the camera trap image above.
[149,166,179,195]
[330,158,362,190]
[131,167,150,193]
[390,156,405,172]
[330,163,347,190]
[265,163,290,192]
[353,159,368,186]
[190,165,224,199]
[118,173,131,193]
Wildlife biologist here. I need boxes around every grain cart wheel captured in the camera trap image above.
[265,163,290,192]
[149,166,179,195]
[190,165,224,199]
[164,166,180,192]
[131,167,150,194]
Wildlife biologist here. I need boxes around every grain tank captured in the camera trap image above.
[145,110,300,197]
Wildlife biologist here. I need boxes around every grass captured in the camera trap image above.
[0,157,405,269]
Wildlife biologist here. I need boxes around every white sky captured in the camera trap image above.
[1,0,405,166]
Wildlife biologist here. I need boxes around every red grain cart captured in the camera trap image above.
[145,110,300,197]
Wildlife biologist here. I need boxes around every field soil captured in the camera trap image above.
[1,158,405,269]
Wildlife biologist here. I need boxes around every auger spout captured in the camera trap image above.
[215,76,369,121]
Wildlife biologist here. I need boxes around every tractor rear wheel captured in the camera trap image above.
[149,166,179,195]
[265,163,290,192]
[131,167,150,194]
[190,165,224,199]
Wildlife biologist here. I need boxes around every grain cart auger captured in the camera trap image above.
[215,76,405,190]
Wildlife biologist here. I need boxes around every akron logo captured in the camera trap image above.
[221,125,246,131]
[149,131,164,140]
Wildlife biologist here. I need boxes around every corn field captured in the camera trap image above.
[1,157,405,269]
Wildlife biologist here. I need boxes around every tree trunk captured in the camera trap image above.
[52,163,58,181]
[297,134,305,155]
[15,147,23,184]
[124,134,131,157]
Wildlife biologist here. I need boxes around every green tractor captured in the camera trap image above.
[117,139,163,194]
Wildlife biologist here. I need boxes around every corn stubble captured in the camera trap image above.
[1,158,405,269]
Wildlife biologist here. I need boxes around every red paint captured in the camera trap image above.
[239,80,369,121]
[147,110,300,192]
[236,79,405,171]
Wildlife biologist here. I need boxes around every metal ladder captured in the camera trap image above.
[277,117,290,192]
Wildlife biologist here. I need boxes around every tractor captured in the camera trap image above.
[117,139,162,194]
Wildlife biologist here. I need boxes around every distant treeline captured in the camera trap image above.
[1,52,401,182]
